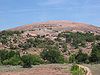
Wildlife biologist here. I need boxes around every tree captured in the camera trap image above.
[21,54,33,68]
[71,32,86,48]
[62,43,68,52]
[89,43,100,63]
[65,32,72,43]
[41,46,64,63]
[85,32,95,42]
[3,55,21,65]
[0,50,20,65]
[75,50,88,63]
[31,55,44,65]
[95,35,100,40]
[0,36,9,45]
[22,43,31,49]
[69,54,76,63]
[69,49,89,63]
[7,50,19,59]
[0,50,8,63]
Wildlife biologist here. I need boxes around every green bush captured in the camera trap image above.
[71,64,85,75]
[21,54,44,68]
[0,50,20,65]
[3,55,21,65]
[21,43,31,49]
[85,32,95,42]
[95,35,100,40]
[21,54,33,68]
[0,50,9,63]
[31,55,44,65]
[62,43,68,52]
[69,50,89,63]
[69,54,76,63]
[0,36,9,45]
[7,51,19,59]
[75,50,88,63]
[41,46,64,63]
[89,43,100,63]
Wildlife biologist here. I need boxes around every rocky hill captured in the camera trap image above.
[0,20,99,54]
[0,20,100,68]
[10,20,100,34]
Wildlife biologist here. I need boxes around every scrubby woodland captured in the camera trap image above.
[0,30,100,68]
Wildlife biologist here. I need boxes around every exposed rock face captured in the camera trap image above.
[0,43,4,49]
[9,20,100,34]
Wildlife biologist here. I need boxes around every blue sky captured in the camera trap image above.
[0,0,100,30]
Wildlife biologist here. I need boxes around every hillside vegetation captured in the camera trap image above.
[0,30,100,67]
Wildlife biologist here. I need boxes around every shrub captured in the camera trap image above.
[62,43,68,52]
[21,54,33,68]
[41,46,64,63]
[7,50,19,59]
[85,32,95,42]
[89,43,100,63]
[0,60,2,65]
[95,35,100,40]
[0,50,20,65]
[71,64,85,75]
[0,50,9,63]
[75,50,88,63]
[69,50,89,63]
[3,55,21,65]
[72,32,87,48]
[21,43,31,49]
[31,55,44,65]
[69,54,76,63]
[0,36,9,45]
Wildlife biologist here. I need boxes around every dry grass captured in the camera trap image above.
[1,64,100,75]
[84,64,100,75]
[0,64,72,75]
[0,65,24,72]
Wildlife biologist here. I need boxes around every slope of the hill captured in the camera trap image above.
[9,20,100,34]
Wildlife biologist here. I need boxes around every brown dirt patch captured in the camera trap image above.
[0,64,71,75]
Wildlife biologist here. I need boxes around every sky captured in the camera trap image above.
[0,0,100,30]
